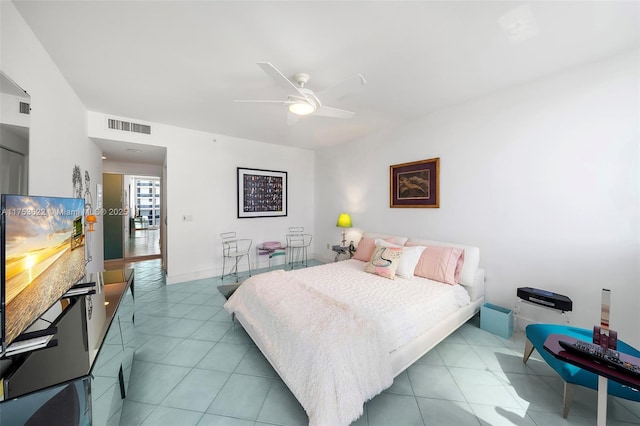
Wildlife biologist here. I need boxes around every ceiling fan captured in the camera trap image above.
[235,62,366,124]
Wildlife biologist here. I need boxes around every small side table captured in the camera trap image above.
[331,245,352,262]
[130,217,149,236]
[256,242,286,269]
[514,287,572,332]
[543,333,640,426]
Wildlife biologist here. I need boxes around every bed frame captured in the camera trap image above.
[233,232,485,409]
[236,269,484,380]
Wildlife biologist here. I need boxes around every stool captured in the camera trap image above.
[523,324,640,418]
[256,241,286,269]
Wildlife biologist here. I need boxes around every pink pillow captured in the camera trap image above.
[353,237,402,262]
[413,246,465,285]
[353,237,376,261]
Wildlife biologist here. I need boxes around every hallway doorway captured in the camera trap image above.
[97,140,167,272]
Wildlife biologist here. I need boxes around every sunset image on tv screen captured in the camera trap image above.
[3,195,86,347]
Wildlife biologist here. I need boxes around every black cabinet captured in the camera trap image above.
[0,269,134,425]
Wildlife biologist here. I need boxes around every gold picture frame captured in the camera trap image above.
[390,157,439,208]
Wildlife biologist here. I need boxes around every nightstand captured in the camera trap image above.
[331,245,352,262]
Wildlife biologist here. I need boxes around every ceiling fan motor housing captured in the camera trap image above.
[235,62,362,120]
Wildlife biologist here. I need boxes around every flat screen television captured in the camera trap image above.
[1,194,86,351]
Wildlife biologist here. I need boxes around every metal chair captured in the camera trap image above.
[220,232,252,282]
[286,230,312,269]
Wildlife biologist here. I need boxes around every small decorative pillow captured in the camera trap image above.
[353,237,376,262]
[414,246,465,285]
[374,239,425,279]
[262,241,281,249]
[364,244,403,280]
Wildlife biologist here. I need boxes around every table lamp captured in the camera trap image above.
[336,213,352,247]
[86,214,97,232]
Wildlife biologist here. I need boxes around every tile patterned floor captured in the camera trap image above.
[113,259,640,426]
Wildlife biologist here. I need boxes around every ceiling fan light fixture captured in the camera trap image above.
[289,101,315,116]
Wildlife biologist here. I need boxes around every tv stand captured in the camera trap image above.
[63,280,97,297]
[0,269,135,425]
[2,327,58,357]
[0,278,97,359]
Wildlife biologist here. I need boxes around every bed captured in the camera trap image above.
[224,232,485,426]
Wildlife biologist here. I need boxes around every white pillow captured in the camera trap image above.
[375,239,425,279]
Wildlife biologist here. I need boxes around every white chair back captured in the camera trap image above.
[220,232,252,282]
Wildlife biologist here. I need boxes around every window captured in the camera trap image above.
[134,177,160,227]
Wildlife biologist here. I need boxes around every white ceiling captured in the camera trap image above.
[12,1,639,163]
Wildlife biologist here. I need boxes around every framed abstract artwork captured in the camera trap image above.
[390,157,439,208]
[237,167,288,218]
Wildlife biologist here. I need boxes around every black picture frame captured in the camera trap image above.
[237,167,288,218]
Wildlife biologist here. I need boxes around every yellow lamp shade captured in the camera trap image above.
[336,213,352,228]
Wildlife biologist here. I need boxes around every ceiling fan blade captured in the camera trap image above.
[257,62,304,96]
[316,73,366,105]
[234,99,295,104]
[314,105,355,119]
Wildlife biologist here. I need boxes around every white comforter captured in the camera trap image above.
[225,269,393,425]
[224,260,470,425]
[288,260,469,352]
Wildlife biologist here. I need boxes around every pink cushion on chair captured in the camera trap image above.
[413,246,465,285]
[262,241,281,249]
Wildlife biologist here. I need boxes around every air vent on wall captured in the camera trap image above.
[107,118,151,135]
[19,102,30,114]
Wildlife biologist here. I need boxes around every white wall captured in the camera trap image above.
[315,50,640,346]
[88,113,315,284]
[103,161,163,177]
[0,92,30,128]
[0,126,28,154]
[1,2,104,274]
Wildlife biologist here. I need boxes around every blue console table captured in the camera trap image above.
[524,323,640,424]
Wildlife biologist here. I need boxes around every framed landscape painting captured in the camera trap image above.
[390,158,439,208]
[237,167,287,218]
